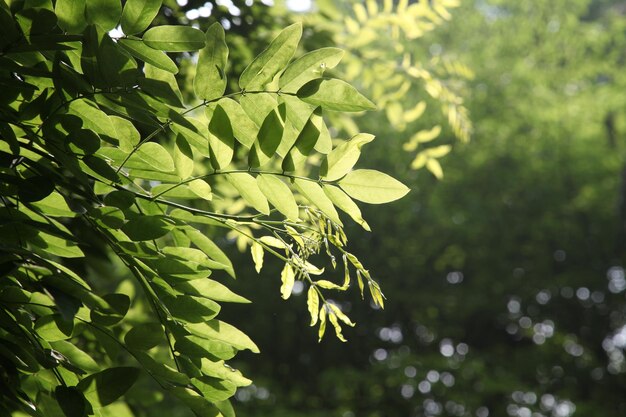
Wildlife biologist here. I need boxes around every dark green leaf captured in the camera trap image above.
[77,367,140,408]
[90,293,130,326]
[55,386,88,417]
[124,323,164,350]
[121,215,175,241]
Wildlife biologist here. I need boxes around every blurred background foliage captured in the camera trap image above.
[133,0,626,416]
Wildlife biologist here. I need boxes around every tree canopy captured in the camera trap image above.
[0,1,410,416]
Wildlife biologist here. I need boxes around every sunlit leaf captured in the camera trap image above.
[195,22,228,101]
[55,0,87,33]
[142,25,205,51]
[225,173,270,215]
[280,263,295,300]
[297,78,376,112]
[121,0,162,35]
[251,242,264,273]
[292,178,342,225]
[323,184,370,231]
[280,47,344,93]
[257,174,299,220]
[85,0,121,31]
[320,133,375,181]
[307,286,319,326]
[239,23,302,89]
[338,169,410,204]
[118,38,178,74]
[208,104,234,170]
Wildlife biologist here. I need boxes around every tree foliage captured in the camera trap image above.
[0,1,409,415]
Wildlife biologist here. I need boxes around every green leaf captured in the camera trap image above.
[134,351,190,385]
[282,113,320,172]
[121,0,161,35]
[320,133,375,181]
[195,22,228,101]
[239,22,302,89]
[249,103,285,168]
[213,98,256,148]
[174,279,250,304]
[35,314,73,341]
[279,47,344,93]
[208,104,234,170]
[162,246,227,271]
[121,215,175,241]
[311,108,332,154]
[186,320,260,353]
[323,184,370,231]
[174,135,194,178]
[136,142,175,172]
[292,178,342,225]
[276,95,316,157]
[118,38,178,74]
[338,169,410,204]
[55,386,88,417]
[297,78,376,112]
[170,387,221,417]
[55,0,86,33]
[104,190,135,209]
[239,92,276,126]
[200,358,251,387]
[141,63,184,108]
[124,323,163,350]
[175,335,237,361]
[32,231,85,258]
[184,228,235,278]
[164,294,221,323]
[85,0,121,32]
[90,293,130,326]
[77,367,140,408]
[225,173,270,215]
[31,191,75,218]
[110,116,139,153]
[256,174,299,220]
[170,116,211,157]
[190,377,235,403]
[142,26,205,52]
[51,340,100,373]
